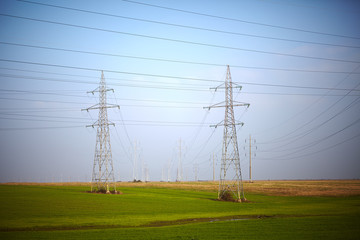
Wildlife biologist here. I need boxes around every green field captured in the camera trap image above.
[0,181,359,239]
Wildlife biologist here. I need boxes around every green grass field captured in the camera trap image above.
[0,181,359,239]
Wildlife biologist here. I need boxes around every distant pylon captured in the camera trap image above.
[193,163,199,181]
[204,65,250,202]
[82,71,119,193]
[176,138,183,182]
[245,134,257,183]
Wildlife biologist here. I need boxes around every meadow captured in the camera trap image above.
[0,180,359,239]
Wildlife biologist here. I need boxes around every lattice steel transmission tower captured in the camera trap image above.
[83,71,119,193]
[205,65,250,202]
[176,138,183,182]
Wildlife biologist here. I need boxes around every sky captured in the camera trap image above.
[0,0,359,183]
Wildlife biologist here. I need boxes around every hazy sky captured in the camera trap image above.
[0,0,359,182]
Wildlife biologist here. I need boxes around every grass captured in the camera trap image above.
[0,181,359,239]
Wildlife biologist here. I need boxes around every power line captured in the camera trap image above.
[0,96,88,105]
[0,109,79,113]
[0,72,213,92]
[2,59,359,76]
[0,75,212,93]
[0,112,88,120]
[113,125,132,165]
[259,79,360,145]
[258,132,360,161]
[5,41,360,75]
[0,112,219,127]
[0,116,87,124]
[286,133,360,160]
[0,60,222,84]
[273,96,360,150]
[252,65,360,137]
[257,0,360,15]
[2,63,360,94]
[121,0,360,40]
[17,0,360,49]
[0,125,83,131]
[0,96,207,108]
[1,13,359,64]
[264,115,360,160]
[0,88,209,105]
[0,88,94,98]
[237,82,360,92]
[2,75,360,97]
[1,85,359,100]
[0,107,78,112]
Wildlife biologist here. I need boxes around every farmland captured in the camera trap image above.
[0,180,359,239]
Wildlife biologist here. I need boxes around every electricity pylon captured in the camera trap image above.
[204,65,250,202]
[245,135,257,183]
[82,71,119,193]
[176,138,183,182]
[193,163,199,181]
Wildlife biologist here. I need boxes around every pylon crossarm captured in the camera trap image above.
[87,88,114,94]
[83,104,120,111]
[204,103,248,109]
[232,82,242,89]
[213,122,244,127]
[210,120,224,128]
[210,82,225,91]
[87,87,99,95]
[203,101,226,110]
[233,101,250,108]
[211,85,242,91]
[232,103,250,108]
[86,122,115,128]
[81,103,100,111]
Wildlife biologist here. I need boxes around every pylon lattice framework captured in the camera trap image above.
[82,71,119,193]
[205,65,250,202]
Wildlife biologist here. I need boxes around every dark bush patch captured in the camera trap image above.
[86,189,122,194]
[219,190,236,202]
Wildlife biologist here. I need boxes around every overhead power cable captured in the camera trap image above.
[17,0,360,49]
[0,116,87,124]
[253,65,360,137]
[276,96,360,149]
[0,112,217,126]
[0,96,88,105]
[0,88,209,105]
[2,62,360,95]
[287,134,360,160]
[258,132,360,161]
[2,87,358,100]
[0,96,205,108]
[1,13,359,64]
[0,59,222,84]
[0,112,88,120]
[0,109,79,113]
[2,72,360,93]
[0,73,212,92]
[2,42,360,76]
[0,125,83,131]
[258,74,360,145]
[121,0,360,40]
[260,102,360,156]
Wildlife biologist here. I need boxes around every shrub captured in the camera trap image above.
[219,190,236,202]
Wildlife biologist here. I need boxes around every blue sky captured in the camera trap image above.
[0,0,359,182]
